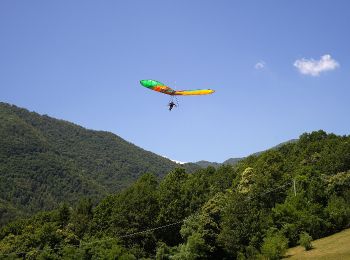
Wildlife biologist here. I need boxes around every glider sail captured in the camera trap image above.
[174,89,214,95]
[140,80,215,96]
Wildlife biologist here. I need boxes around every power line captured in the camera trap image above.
[119,181,292,238]
[0,181,293,257]
[119,220,184,238]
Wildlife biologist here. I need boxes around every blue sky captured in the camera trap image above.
[1,1,349,163]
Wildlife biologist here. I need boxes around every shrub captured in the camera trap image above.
[261,230,288,260]
[298,232,313,251]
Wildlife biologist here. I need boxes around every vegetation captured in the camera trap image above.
[261,229,289,260]
[194,160,221,168]
[298,231,313,251]
[0,102,199,225]
[1,103,350,259]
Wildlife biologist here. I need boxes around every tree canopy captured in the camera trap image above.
[1,121,350,259]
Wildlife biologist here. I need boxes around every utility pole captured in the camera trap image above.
[293,179,296,197]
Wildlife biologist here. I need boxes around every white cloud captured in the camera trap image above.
[254,61,266,70]
[294,54,339,76]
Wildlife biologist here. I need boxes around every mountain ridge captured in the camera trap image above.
[0,102,199,224]
[194,139,298,168]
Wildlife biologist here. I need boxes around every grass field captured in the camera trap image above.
[285,228,350,259]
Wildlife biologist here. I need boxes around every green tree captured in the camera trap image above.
[260,229,288,260]
[71,198,93,238]
[273,192,327,245]
[61,237,136,260]
[218,192,272,258]
[58,203,70,227]
[91,173,159,256]
[179,193,227,259]
[325,195,350,231]
[156,169,190,246]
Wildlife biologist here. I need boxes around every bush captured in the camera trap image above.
[325,195,350,231]
[298,232,313,251]
[261,230,288,260]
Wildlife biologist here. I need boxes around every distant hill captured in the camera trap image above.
[195,158,243,168]
[195,140,298,168]
[222,157,243,165]
[194,160,221,168]
[0,102,198,225]
[249,139,298,157]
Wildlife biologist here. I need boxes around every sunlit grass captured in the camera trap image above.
[285,228,350,259]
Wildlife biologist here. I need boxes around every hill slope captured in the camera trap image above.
[0,130,349,259]
[195,140,298,168]
[0,102,198,224]
[286,228,350,259]
[194,160,221,168]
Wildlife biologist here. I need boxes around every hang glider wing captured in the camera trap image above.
[140,80,215,96]
[140,80,175,95]
[173,89,215,95]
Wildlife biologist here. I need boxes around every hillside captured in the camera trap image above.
[285,228,350,259]
[222,140,298,166]
[195,140,297,168]
[0,130,349,259]
[222,157,243,165]
[195,158,243,168]
[0,102,198,225]
[194,160,221,168]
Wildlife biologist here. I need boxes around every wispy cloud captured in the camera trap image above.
[294,54,339,76]
[254,61,266,70]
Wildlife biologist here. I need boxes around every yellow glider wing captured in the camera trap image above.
[174,89,215,96]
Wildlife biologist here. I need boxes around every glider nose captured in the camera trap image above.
[140,80,147,87]
[140,80,155,88]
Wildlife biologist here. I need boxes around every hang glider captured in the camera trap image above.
[140,79,215,111]
[140,80,215,96]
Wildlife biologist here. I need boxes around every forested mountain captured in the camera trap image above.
[1,130,349,259]
[196,140,297,168]
[222,157,242,165]
[222,140,298,166]
[194,160,221,168]
[0,102,198,225]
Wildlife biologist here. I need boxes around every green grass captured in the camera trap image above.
[285,228,350,259]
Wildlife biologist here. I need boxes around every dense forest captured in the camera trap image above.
[0,102,199,225]
[1,130,349,259]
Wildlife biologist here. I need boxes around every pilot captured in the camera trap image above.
[168,101,177,111]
